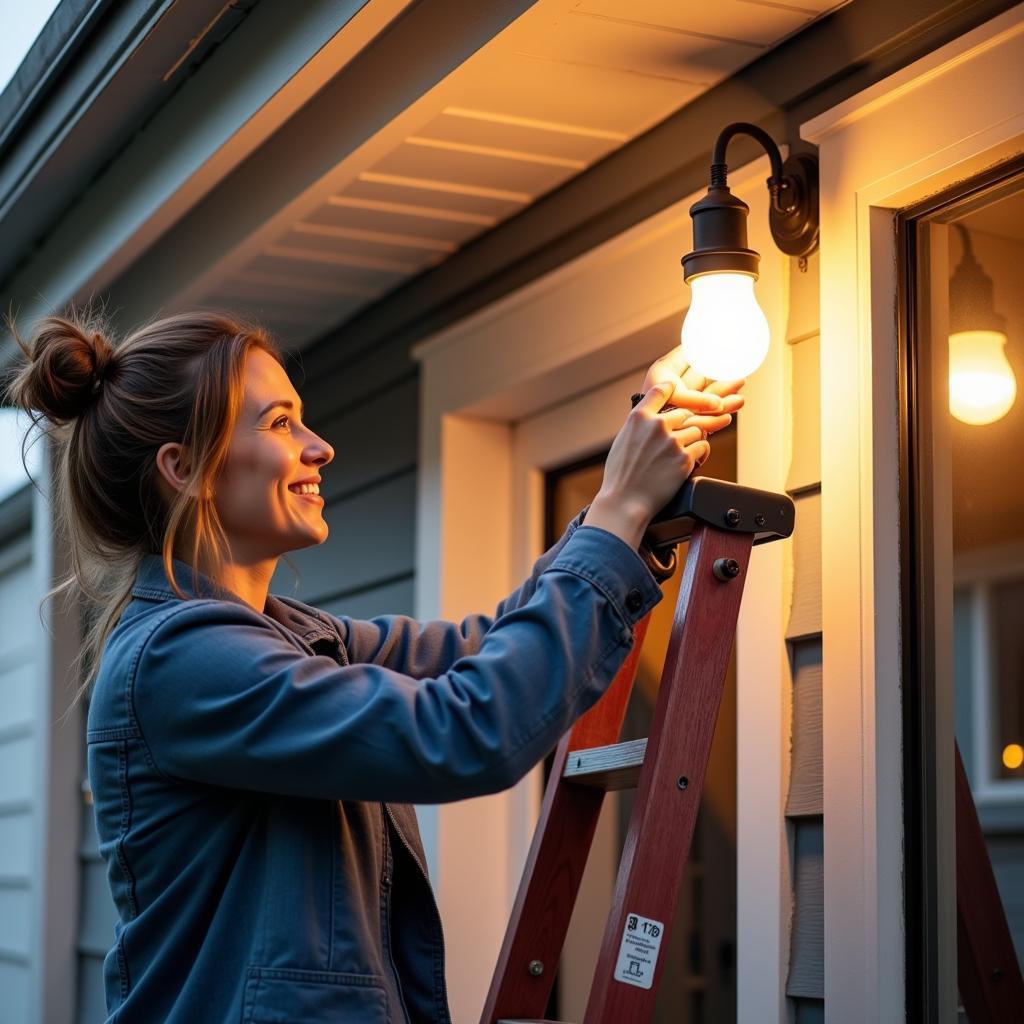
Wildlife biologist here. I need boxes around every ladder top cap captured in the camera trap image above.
[644,476,794,549]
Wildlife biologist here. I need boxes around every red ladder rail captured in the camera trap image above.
[582,524,753,1023]
[479,617,650,1022]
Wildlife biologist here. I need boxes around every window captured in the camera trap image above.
[900,156,1024,1014]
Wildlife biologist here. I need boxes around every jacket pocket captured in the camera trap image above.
[242,966,388,1023]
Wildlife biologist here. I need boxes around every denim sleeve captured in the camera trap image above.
[336,510,589,673]
[131,525,661,804]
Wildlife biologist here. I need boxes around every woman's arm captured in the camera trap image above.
[335,507,589,673]
[335,368,735,677]
[335,504,677,677]
[131,524,661,805]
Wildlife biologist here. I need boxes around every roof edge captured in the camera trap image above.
[0,0,118,157]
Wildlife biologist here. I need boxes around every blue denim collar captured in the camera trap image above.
[132,555,340,648]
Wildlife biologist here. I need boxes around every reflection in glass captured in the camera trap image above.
[948,224,1016,425]
[946,190,1024,973]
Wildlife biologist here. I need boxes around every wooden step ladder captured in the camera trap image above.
[481,476,793,1024]
[480,476,1024,1023]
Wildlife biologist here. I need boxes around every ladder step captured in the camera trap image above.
[562,737,647,791]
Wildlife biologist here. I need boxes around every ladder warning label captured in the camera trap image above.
[613,912,665,990]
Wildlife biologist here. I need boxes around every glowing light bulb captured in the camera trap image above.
[680,272,770,381]
[1003,743,1024,771]
[948,330,1017,425]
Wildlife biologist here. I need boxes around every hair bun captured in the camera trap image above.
[11,315,116,424]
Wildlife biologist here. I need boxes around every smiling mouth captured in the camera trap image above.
[288,485,324,506]
[288,482,321,496]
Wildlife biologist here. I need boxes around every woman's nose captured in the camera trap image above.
[305,432,334,466]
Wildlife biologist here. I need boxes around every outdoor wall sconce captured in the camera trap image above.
[948,224,1016,426]
[680,122,819,380]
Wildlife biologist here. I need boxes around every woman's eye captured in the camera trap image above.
[272,416,290,429]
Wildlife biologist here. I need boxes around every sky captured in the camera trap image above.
[0,0,62,94]
[0,1,61,499]
[0,409,43,502]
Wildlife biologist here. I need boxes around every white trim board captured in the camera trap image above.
[414,154,792,1022]
[802,5,1024,1021]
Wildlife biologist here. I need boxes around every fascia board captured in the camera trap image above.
[0,0,245,284]
[0,0,113,155]
[4,0,538,342]
[0,0,393,354]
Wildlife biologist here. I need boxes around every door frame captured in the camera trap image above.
[802,6,1024,1019]
[413,155,791,1021]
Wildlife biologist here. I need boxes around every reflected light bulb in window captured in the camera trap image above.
[948,330,1017,425]
[680,272,770,381]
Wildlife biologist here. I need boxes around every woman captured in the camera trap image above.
[6,310,741,1023]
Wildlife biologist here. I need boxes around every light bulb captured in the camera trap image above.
[948,330,1017,425]
[680,272,770,380]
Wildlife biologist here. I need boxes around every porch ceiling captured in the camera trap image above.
[173,0,845,347]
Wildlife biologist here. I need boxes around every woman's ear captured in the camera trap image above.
[154,442,192,497]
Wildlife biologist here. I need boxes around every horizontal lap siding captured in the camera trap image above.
[275,471,416,607]
[784,257,824,1016]
[0,524,36,1021]
[787,641,823,818]
[275,331,419,620]
[77,802,115,1024]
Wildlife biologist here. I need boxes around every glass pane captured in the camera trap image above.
[947,190,1024,805]
[545,423,737,1024]
[919,180,1024,998]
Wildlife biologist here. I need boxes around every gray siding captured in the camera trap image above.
[273,331,419,617]
[784,258,824,1003]
[0,508,36,1023]
[787,819,824,999]
[794,996,825,1023]
[76,790,115,1024]
[787,641,823,818]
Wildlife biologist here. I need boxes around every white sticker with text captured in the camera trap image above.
[613,912,664,990]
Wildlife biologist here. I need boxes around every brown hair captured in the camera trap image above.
[3,308,282,692]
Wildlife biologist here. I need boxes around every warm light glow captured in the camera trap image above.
[949,330,1017,425]
[681,272,770,380]
[1003,743,1024,770]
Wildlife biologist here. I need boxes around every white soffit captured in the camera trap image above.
[182,0,845,346]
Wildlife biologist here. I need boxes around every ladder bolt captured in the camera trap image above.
[528,959,544,976]
[677,776,689,790]
[713,557,742,581]
[725,507,741,526]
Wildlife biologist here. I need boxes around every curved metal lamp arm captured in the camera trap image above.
[710,122,785,188]
[692,121,820,261]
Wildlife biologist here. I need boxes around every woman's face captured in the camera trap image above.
[214,348,334,563]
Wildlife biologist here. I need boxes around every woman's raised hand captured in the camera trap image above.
[584,348,746,551]
[585,382,709,550]
[642,345,745,426]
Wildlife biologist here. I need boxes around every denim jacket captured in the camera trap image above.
[86,516,661,1023]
